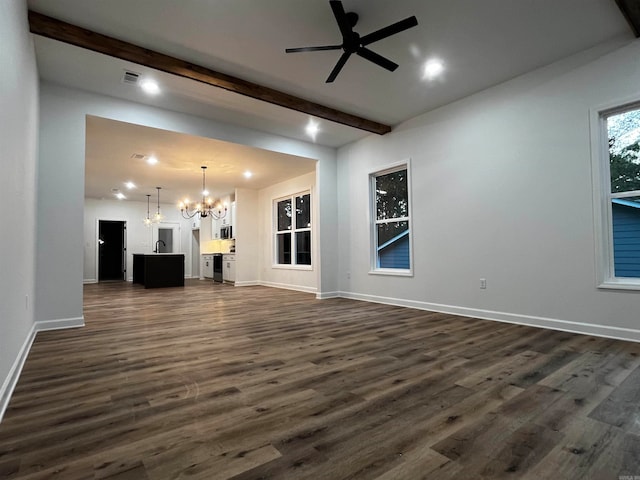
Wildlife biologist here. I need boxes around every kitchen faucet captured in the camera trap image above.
[154,239,166,253]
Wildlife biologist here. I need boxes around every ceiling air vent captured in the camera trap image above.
[130,153,146,160]
[122,70,140,85]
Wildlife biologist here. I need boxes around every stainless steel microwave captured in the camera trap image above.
[220,226,232,239]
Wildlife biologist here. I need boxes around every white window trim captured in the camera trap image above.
[590,97,640,290]
[368,159,414,277]
[273,190,313,269]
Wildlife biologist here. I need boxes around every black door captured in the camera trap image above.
[98,220,126,281]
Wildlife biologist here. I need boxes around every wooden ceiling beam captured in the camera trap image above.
[615,0,640,37]
[28,10,391,136]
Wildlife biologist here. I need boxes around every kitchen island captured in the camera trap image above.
[132,253,185,288]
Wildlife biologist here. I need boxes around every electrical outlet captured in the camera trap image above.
[346,271,351,279]
[480,278,487,289]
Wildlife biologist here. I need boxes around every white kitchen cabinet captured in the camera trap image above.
[221,211,230,226]
[223,254,236,283]
[211,198,234,235]
[202,254,214,278]
[220,199,234,226]
[211,216,219,239]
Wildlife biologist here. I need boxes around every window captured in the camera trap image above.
[595,104,640,288]
[370,164,412,274]
[274,192,311,267]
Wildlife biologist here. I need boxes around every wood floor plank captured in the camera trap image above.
[0,280,637,479]
[588,364,640,435]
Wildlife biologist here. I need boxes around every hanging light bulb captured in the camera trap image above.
[153,186,164,223]
[143,194,152,226]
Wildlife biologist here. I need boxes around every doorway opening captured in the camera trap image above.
[98,220,126,281]
[191,229,200,278]
[153,223,180,253]
[157,228,173,253]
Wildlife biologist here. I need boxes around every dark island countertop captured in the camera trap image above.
[132,254,185,288]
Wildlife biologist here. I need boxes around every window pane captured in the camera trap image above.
[612,196,640,278]
[277,233,291,264]
[376,221,410,269]
[607,110,640,194]
[295,231,311,265]
[376,169,408,220]
[607,109,640,279]
[377,221,409,247]
[296,193,311,229]
[277,199,292,231]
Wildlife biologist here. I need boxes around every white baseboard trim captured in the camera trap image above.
[339,291,640,344]
[260,281,317,294]
[0,324,36,423]
[316,291,340,299]
[235,281,318,295]
[36,316,85,331]
[83,279,97,284]
[0,315,84,423]
[234,281,260,287]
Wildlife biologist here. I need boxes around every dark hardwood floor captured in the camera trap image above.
[1,280,639,479]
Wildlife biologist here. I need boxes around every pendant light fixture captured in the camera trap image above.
[143,194,152,226]
[153,186,164,223]
[179,166,227,220]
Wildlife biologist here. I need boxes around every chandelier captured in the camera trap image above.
[179,166,227,220]
[144,187,164,226]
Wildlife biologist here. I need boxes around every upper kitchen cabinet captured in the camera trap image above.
[211,215,220,239]
[221,201,235,227]
[210,195,235,239]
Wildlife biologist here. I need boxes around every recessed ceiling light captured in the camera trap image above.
[147,156,158,165]
[423,59,444,80]
[243,171,253,179]
[115,192,126,200]
[125,181,136,189]
[140,79,160,95]
[305,120,319,140]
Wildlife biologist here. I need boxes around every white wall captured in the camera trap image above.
[337,38,640,341]
[37,82,339,326]
[235,188,260,285]
[0,0,39,417]
[258,171,318,293]
[84,198,194,282]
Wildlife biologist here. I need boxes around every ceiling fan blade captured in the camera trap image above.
[360,16,418,46]
[330,0,353,38]
[326,51,351,83]
[356,47,398,72]
[285,45,343,53]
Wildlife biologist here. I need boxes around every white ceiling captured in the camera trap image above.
[27,0,633,202]
[85,116,317,204]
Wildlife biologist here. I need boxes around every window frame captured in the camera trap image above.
[590,98,640,290]
[272,190,313,270]
[368,160,413,277]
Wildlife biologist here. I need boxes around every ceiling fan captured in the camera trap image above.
[285,0,418,83]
